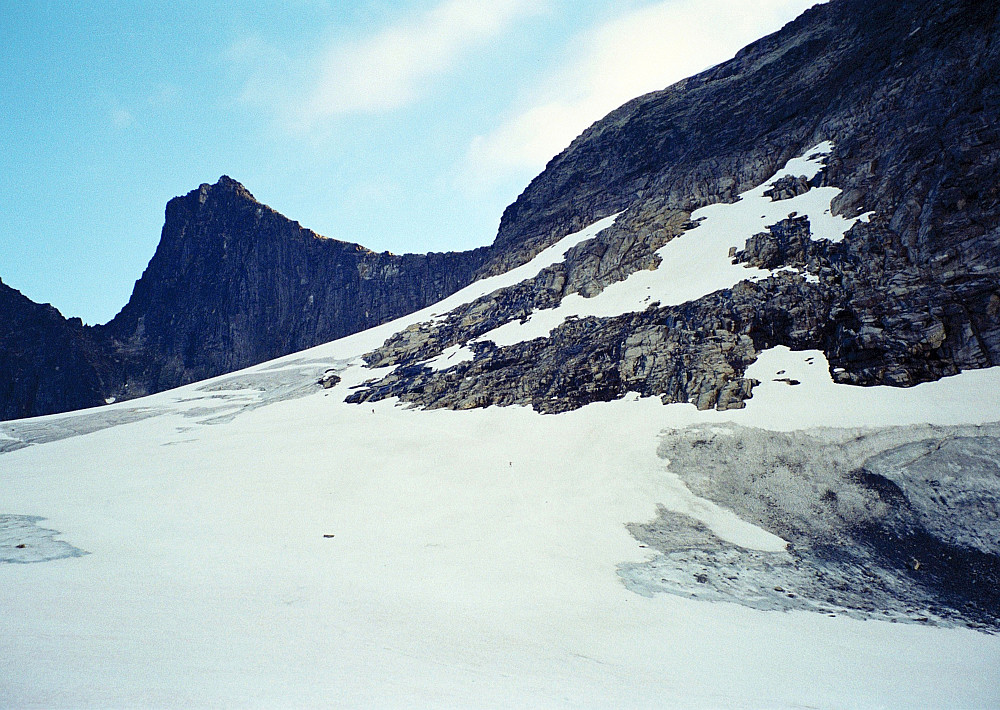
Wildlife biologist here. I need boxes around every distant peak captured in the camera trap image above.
[215,175,245,191]
[193,175,257,204]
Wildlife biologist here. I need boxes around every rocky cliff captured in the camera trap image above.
[487,0,997,267]
[94,176,489,400]
[0,178,489,418]
[0,280,109,420]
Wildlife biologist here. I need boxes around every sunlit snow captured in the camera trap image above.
[2,144,999,708]
[478,143,869,348]
[424,342,476,371]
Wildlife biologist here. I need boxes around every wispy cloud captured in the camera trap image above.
[110,107,134,129]
[462,0,825,187]
[286,0,542,129]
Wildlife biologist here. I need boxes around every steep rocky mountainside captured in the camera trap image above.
[0,280,108,420]
[94,177,489,400]
[346,0,1000,413]
[0,178,489,418]
[487,0,998,267]
[1,0,997,420]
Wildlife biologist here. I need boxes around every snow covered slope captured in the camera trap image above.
[3,158,999,707]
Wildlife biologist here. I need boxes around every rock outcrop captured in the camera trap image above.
[0,280,109,420]
[95,177,489,399]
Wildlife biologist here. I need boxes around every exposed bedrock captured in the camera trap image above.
[347,209,999,413]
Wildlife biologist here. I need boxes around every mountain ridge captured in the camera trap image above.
[95,175,491,400]
[341,0,1000,413]
[1,0,997,420]
[0,176,492,419]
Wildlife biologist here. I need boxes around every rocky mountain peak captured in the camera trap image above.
[193,174,256,202]
[166,174,271,237]
[207,174,251,194]
[2,167,490,418]
[92,178,489,401]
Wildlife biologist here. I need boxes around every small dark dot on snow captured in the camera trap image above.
[323,534,335,538]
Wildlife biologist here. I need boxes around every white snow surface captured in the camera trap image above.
[424,343,476,371]
[3,349,998,709]
[479,143,868,348]
[3,151,1000,707]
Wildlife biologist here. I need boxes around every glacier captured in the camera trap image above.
[2,185,999,708]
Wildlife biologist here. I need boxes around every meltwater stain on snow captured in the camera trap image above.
[620,421,1000,631]
[184,361,351,425]
[0,408,161,455]
[1,515,87,564]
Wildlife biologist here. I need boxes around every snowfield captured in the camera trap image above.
[3,146,999,708]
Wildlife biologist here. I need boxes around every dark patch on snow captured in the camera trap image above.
[620,422,1000,632]
[0,407,161,454]
[0,515,88,564]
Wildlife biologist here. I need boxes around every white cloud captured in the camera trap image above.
[110,107,134,129]
[463,0,826,186]
[292,0,543,129]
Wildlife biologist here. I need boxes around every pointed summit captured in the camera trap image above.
[200,175,257,202]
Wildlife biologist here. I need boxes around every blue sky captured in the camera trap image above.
[1,0,822,324]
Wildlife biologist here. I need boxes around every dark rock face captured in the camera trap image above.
[0,178,489,418]
[486,0,999,272]
[94,177,489,399]
[346,0,1000,414]
[763,175,814,202]
[735,214,999,388]
[0,280,109,420]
